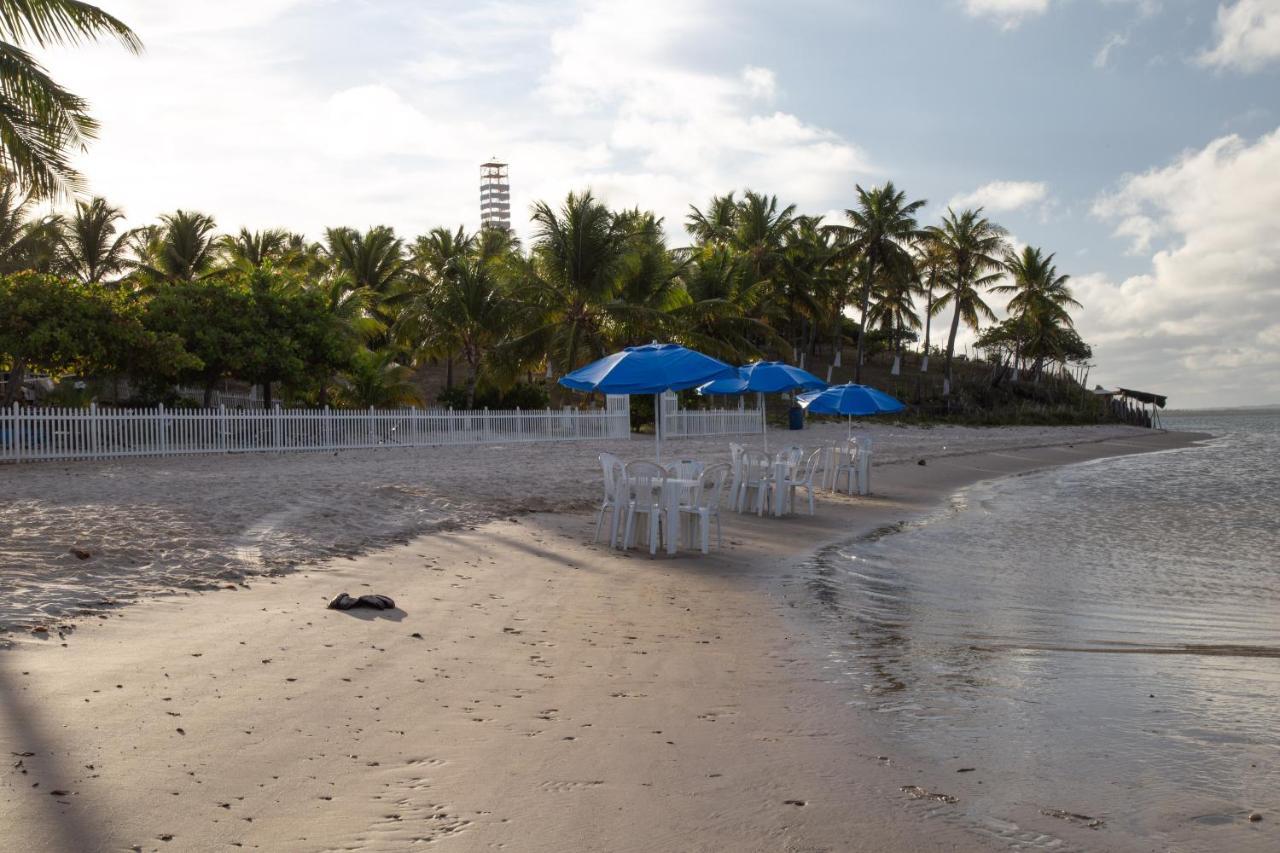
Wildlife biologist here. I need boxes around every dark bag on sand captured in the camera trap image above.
[327,592,395,611]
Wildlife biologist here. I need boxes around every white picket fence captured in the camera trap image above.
[175,386,265,409]
[0,400,631,464]
[660,393,764,438]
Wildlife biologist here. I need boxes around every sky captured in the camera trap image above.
[35,0,1280,408]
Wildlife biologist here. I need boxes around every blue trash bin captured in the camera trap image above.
[788,403,804,430]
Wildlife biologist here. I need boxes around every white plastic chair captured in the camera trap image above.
[776,449,822,516]
[593,452,627,548]
[679,463,730,553]
[775,446,804,476]
[736,449,773,516]
[831,439,862,495]
[622,460,668,555]
[668,459,705,480]
[727,443,745,508]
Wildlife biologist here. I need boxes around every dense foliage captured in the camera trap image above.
[0,174,1092,413]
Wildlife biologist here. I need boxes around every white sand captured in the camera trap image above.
[0,428,1203,852]
[0,422,1154,639]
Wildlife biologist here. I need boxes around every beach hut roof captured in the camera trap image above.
[1116,388,1168,408]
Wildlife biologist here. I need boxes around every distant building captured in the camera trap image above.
[480,160,511,233]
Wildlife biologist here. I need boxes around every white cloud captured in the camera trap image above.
[1094,32,1130,68]
[35,0,869,244]
[1198,0,1280,72]
[949,180,1049,212]
[962,0,1052,29]
[1085,128,1280,406]
[742,66,777,100]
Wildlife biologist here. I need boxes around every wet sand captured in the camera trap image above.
[0,428,1203,851]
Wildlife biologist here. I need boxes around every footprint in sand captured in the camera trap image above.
[538,780,605,793]
[403,757,448,769]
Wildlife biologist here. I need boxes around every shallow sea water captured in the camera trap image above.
[798,410,1279,851]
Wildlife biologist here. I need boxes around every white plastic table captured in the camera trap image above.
[823,442,872,495]
[662,477,701,555]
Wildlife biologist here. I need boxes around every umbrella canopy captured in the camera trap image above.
[698,361,828,395]
[559,343,736,461]
[699,360,828,452]
[560,343,735,395]
[797,383,906,416]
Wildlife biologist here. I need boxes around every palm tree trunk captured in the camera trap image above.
[3,357,26,406]
[831,302,843,367]
[854,271,872,383]
[920,284,933,373]
[894,316,905,375]
[262,381,273,410]
[465,354,482,409]
[943,298,964,396]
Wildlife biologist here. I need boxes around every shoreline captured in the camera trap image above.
[0,427,1207,851]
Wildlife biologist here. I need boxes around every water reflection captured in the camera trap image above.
[800,411,1280,851]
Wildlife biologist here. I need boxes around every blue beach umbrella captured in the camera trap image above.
[699,361,828,451]
[797,383,906,435]
[560,342,735,460]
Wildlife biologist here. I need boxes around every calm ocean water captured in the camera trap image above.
[799,410,1279,852]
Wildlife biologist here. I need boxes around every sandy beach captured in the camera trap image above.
[0,425,1203,851]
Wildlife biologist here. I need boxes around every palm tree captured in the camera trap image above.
[926,208,1008,394]
[730,190,796,285]
[913,235,951,373]
[221,227,293,272]
[511,190,633,378]
[685,192,737,246]
[60,196,131,284]
[867,255,922,375]
[993,246,1080,380]
[671,244,776,362]
[774,215,830,362]
[397,226,478,389]
[612,208,684,331]
[136,210,219,284]
[0,177,59,273]
[831,182,926,382]
[0,0,141,198]
[337,348,420,408]
[418,257,510,408]
[324,225,405,295]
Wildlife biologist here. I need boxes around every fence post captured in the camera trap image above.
[158,402,169,456]
[89,402,99,459]
[483,407,490,443]
[12,401,20,463]
[324,405,332,449]
[219,404,228,453]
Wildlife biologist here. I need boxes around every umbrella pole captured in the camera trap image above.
[654,392,661,463]
[847,415,852,440]
[759,391,767,453]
